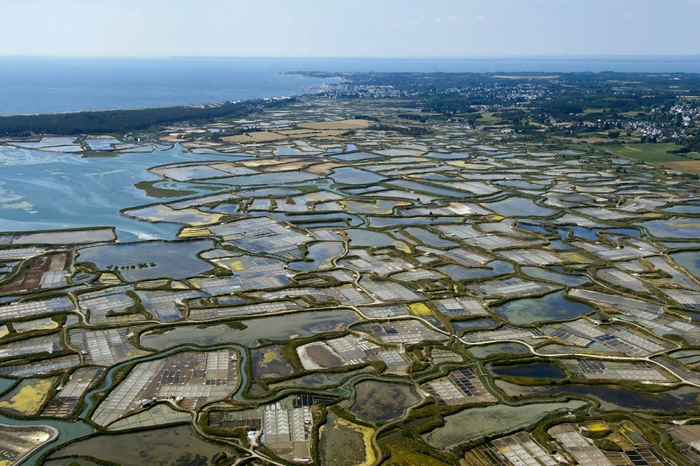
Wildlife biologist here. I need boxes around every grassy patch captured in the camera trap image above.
[0,378,54,415]
[379,432,451,466]
[319,412,375,466]
[607,143,694,163]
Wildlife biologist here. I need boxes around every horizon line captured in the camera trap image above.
[2,54,700,60]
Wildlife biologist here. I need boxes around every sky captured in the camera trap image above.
[0,0,699,57]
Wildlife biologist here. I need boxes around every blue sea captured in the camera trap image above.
[1,56,699,116]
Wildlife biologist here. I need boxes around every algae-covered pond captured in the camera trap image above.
[349,380,420,422]
[140,310,361,350]
[490,362,567,379]
[423,400,586,448]
[468,342,531,359]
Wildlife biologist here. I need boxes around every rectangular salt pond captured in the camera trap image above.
[11,228,115,245]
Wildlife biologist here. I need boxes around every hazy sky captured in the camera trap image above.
[1,0,699,57]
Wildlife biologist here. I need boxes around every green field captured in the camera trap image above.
[607,143,697,163]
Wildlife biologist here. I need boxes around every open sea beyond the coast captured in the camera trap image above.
[1,56,700,116]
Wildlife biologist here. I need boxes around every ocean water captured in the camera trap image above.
[0,56,699,116]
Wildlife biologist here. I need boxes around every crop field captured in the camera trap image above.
[607,143,694,162]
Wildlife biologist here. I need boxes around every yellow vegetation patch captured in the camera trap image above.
[99,273,122,285]
[382,435,451,466]
[334,418,376,466]
[260,160,315,172]
[393,241,412,254]
[261,349,282,365]
[239,158,293,168]
[179,227,213,238]
[619,420,646,446]
[559,252,590,263]
[341,200,410,215]
[0,379,54,415]
[305,162,345,175]
[445,161,493,170]
[136,279,170,289]
[307,130,349,139]
[276,129,321,136]
[586,422,609,432]
[14,318,59,333]
[226,260,247,272]
[409,303,433,316]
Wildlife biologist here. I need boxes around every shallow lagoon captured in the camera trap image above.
[671,251,700,281]
[289,241,345,270]
[439,260,513,281]
[493,291,592,325]
[491,362,567,379]
[214,171,320,186]
[49,425,237,466]
[140,310,361,350]
[663,203,700,214]
[0,144,218,241]
[499,383,700,413]
[346,229,408,250]
[484,197,556,217]
[330,167,385,185]
[404,227,458,248]
[423,400,585,448]
[520,267,590,286]
[76,239,214,281]
[389,179,467,197]
[452,318,497,332]
[468,342,531,359]
[637,218,700,239]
